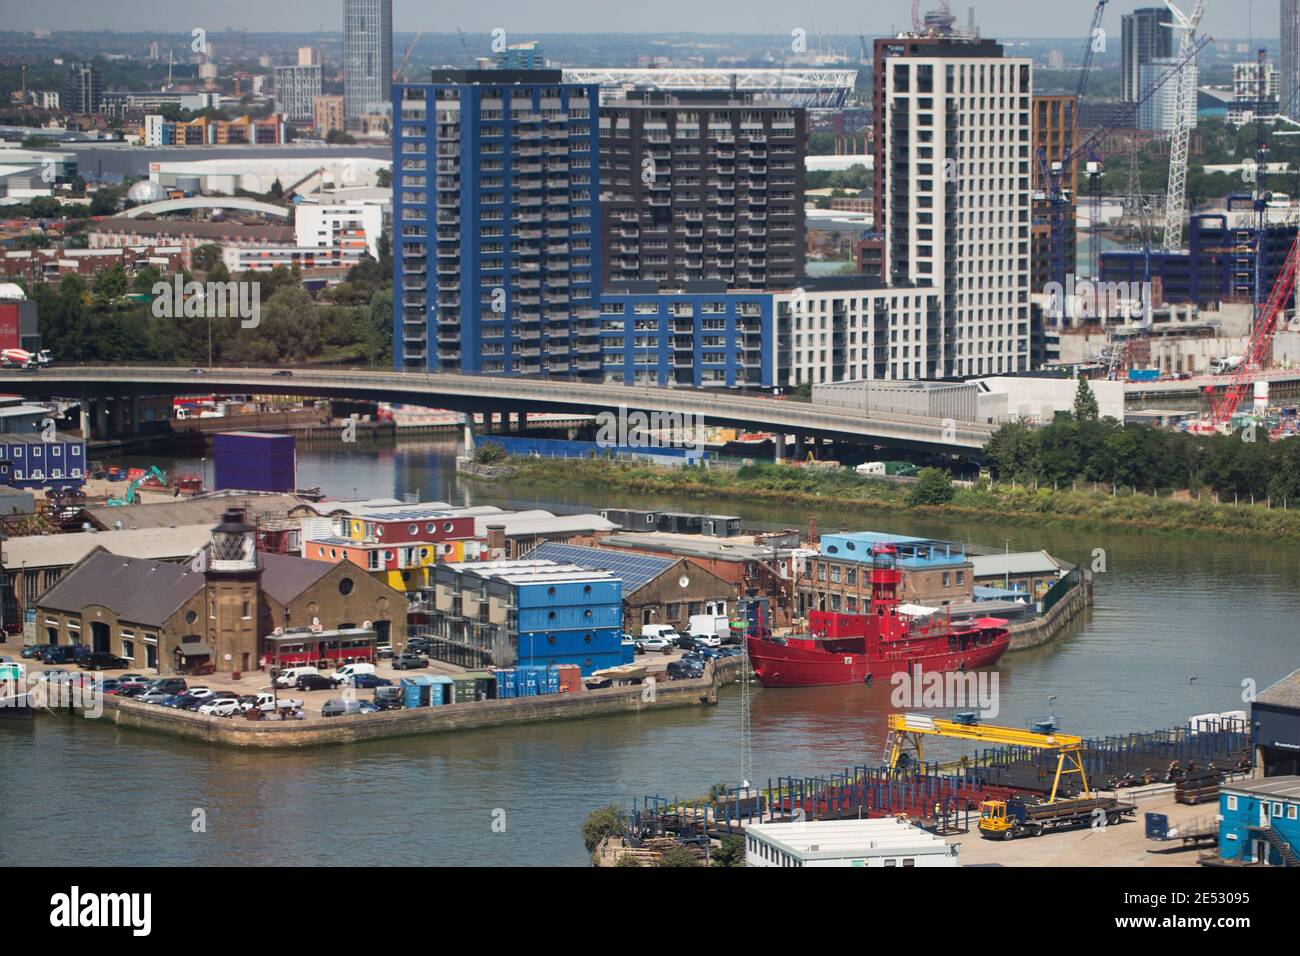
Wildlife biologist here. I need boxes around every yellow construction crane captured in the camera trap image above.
[885,713,1089,802]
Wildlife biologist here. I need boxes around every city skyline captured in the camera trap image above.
[0,0,1287,41]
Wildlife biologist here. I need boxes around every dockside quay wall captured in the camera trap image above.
[88,658,742,750]
[1006,569,1093,652]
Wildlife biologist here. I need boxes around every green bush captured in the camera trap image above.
[474,442,508,465]
[581,804,621,853]
[908,467,955,506]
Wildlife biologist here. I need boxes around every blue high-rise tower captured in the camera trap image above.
[392,70,601,376]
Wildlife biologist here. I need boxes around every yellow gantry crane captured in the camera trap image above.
[885,713,1089,803]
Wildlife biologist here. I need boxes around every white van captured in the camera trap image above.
[275,666,320,688]
[687,614,730,642]
[638,623,680,651]
[332,662,377,684]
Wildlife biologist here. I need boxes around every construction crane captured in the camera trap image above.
[395,29,424,82]
[1161,0,1207,252]
[911,0,956,35]
[1039,34,1212,296]
[1041,1,1108,291]
[885,713,1090,802]
[1208,230,1300,427]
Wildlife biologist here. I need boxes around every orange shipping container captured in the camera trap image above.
[554,664,583,694]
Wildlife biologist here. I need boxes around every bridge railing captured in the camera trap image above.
[8,366,996,446]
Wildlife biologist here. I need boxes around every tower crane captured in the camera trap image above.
[1042,1,1108,291]
[394,29,424,82]
[1208,230,1300,427]
[1161,0,1207,252]
[1039,34,1211,295]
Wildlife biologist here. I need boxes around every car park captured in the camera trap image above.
[321,698,365,717]
[667,660,705,680]
[197,696,243,717]
[77,651,131,671]
[348,673,393,689]
[295,673,339,691]
[392,653,429,670]
[373,686,403,710]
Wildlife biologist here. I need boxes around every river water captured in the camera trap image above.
[1,438,1293,866]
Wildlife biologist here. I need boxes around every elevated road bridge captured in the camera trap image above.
[0,366,995,457]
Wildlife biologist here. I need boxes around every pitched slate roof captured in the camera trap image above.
[36,550,204,626]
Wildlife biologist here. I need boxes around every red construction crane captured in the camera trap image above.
[1209,230,1300,427]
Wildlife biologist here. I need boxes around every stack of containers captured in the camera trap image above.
[514,572,624,676]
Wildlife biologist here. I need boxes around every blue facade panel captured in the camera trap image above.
[0,437,86,491]
[392,74,602,377]
[1218,784,1300,865]
[597,292,775,388]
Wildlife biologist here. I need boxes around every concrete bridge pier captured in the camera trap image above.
[773,431,784,463]
[462,416,476,454]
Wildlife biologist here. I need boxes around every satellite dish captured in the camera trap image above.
[272,627,283,636]
[362,620,373,630]
[679,575,690,588]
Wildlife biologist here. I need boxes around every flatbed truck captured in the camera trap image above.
[978,794,1137,840]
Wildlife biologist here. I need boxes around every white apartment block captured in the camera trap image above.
[295,201,384,259]
[1229,61,1280,127]
[775,283,941,387]
[274,64,322,122]
[880,46,1033,378]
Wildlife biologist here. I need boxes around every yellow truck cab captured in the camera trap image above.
[978,800,1013,838]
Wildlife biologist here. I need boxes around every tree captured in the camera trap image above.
[1073,375,1100,422]
[908,467,955,506]
[269,177,284,200]
[376,165,392,188]
[983,421,1038,482]
[712,835,746,867]
[657,846,701,867]
[474,442,508,465]
[581,805,621,854]
[28,196,61,219]
[191,244,222,272]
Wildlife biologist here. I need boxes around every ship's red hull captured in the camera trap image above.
[746,629,1010,688]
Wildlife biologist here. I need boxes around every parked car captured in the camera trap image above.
[78,651,131,671]
[33,669,75,684]
[692,634,723,649]
[40,646,79,665]
[636,636,673,654]
[348,673,392,689]
[375,644,396,660]
[295,673,340,691]
[197,696,243,717]
[117,674,151,687]
[20,644,51,660]
[321,698,364,717]
[96,679,125,695]
[239,692,304,714]
[274,666,321,688]
[405,638,432,655]
[331,662,377,684]
[373,685,403,710]
[673,634,698,650]
[667,660,705,680]
[392,653,429,671]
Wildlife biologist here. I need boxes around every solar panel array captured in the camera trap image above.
[526,542,672,594]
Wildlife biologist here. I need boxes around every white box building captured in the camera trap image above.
[745,817,959,868]
[879,42,1033,379]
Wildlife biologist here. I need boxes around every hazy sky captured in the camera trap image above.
[1,0,1285,40]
